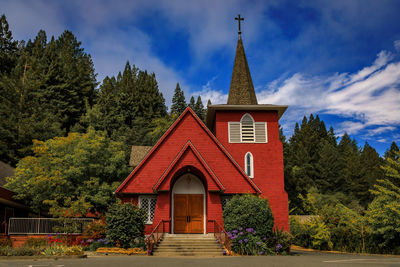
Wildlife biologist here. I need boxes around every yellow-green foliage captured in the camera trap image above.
[365,151,400,253]
[42,245,83,256]
[6,128,130,215]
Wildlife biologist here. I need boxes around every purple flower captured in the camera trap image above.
[238,240,243,244]
[223,250,227,255]
[276,243,282,252]
[239,232,243,235]
[253,230,256,234]
[244,239,248,243]
[246,228,253,232]
[238,227,243,231]
[263,236,267,241]
[259,251,264,255]
[232,230,238,234]
[256,242,261,246]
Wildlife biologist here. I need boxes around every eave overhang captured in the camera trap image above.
[206,104,288,129]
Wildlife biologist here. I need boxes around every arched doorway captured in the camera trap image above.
[172,173,205,234]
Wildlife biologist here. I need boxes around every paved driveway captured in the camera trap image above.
[0,251,400,267]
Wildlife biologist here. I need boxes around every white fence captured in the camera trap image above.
[8,218,94,235]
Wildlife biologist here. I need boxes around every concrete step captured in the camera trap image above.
[164,234,215,239]
[157,243,220,248]
[153,251,223,256]
[153,234,223,256]
[160,240,218,244]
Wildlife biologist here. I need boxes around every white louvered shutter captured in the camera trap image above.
[229,122,241,143]
[255,122,267,143]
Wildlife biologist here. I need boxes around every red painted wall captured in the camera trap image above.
[213,110,289,231]
[116,108,289,234]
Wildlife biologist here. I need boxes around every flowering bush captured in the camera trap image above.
[82,238,112,251]
[42,245,83,256]
[228,227,272,255]
[223,195,274,240]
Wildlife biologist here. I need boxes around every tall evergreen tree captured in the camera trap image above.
[170,83,186,115]
[357,142,384,206]
[81,61,168,153]
[194,96,205,121]
[384,142,399,161]
[188,96,196,110]
[0,14,18,74]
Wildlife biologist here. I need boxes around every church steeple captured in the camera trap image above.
[227,15,258,105]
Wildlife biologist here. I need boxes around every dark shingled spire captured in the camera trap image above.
[227,35,258,105]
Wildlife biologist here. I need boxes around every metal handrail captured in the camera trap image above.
[208,219,231,254]
[145,220,169,255]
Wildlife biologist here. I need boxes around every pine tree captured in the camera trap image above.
[0,14,18,74]
[170,83,186,115]
[194,96,205,121]
[384,142,399,161]
[188,96,196,110]
[357,142,384,206]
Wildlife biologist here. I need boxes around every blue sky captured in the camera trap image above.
[2,0,400,155]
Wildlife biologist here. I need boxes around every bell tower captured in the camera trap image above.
[206,15,290,231]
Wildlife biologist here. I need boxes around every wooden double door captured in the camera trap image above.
[174,194,204,233]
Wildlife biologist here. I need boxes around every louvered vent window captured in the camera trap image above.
[241,114,255,142]
[228,114,268,143]
[139,196,157,224]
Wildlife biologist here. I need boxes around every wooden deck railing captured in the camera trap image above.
[145,220,169,255]
[208,220,231,254]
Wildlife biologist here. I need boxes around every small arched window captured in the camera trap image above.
[245,152,254,178]
[241,114,255,142]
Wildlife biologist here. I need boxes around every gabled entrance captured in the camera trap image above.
[171,173,205,234]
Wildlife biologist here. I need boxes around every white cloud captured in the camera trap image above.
[336,121,365,135]
[197,50,400,137]
[395,40,400,52]
[192,76,228,105]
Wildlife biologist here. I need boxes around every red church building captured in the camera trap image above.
[115,32,289,235]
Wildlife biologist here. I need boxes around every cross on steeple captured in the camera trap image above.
[235,14,244,35]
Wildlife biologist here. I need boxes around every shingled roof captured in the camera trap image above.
[0,161,14,188]
[129,146,153,167]
[227,35,258,105]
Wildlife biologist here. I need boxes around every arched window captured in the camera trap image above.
[228,113,267,143]
[241,114,255,142]
[245,152,254,178]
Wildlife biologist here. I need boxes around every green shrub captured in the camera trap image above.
[223,194,274,239]
[83,219,107,239]
[267,227,293,254]
[289,216,312,248]
[0,238,12,247]
[24,238,48,248]
[308,218,332,250]
[223,194,276,255]
[0,246,38,256]
[106,202,147,248]
[290,216,332,251]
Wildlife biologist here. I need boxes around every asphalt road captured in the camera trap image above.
[0,251,400,267]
